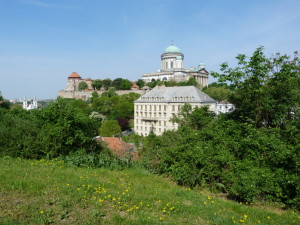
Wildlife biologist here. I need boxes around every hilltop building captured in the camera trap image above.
[66,72,94,91]
[58,72,146,100]
[142,44,209,87]
[134,85,216,136]
[22,96,38,110]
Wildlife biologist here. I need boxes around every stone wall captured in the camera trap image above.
[57,89,146,100]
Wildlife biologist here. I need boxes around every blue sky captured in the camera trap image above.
[0,0,299,99]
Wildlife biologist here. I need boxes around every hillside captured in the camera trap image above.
[0,157,299,225]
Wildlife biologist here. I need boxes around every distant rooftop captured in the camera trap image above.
[68,72,81,78]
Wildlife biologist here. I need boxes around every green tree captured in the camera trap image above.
[136,79,145,88]
[202,86,231,101]
[211,47,300,128]
[92,79,102,90]
[99,120,121,137]
[102,79,112,90]
[112,78,123,89]
[91,91,99,103]
[78,81,88,90]
[101,87,117,97]
[0,93,10,109]
[119,79,133,90]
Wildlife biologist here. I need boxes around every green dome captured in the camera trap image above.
[164,44,181,53]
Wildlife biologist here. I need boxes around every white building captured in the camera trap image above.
[22,96,38,110]
[134,85,216,136]
[142,44,209,87]
[215,101,235,115]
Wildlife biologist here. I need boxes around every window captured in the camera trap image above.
[171,61,174,69]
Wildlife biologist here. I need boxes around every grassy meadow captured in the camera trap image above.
[0,157,299,225]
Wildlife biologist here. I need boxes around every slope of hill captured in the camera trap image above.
[0,157,298,225]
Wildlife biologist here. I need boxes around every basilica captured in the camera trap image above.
[142,44,209,87]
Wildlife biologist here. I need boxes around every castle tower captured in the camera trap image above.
[161,44,184,71]
[66,72,82,91]
[22,95,27,109]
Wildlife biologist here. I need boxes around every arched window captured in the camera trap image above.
[151,78,156,82]
[162,77,167,81]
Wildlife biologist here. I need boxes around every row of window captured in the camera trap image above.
[140,97,165,102]
[136,104,167,111]
[172,96,195,101]
[135,112,167,118]
[136,126,167,133]
[135,104,184,112]
[135,119,168,127]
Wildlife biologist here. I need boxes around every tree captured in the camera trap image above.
[202,86,231,102]
[0,93,10,109]
[99,120,121,137]
[101,87,117,97]
[102,79,112,90]
[78,81,88,90]
[119,79,133,90]
[211,47,300,128]
[136,79,145,88]
[92,79,102,90]
[91,91,99,103]
[112,78,123,90]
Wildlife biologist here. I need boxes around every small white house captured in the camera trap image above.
[22,96,38,110]
[215,101,235,115]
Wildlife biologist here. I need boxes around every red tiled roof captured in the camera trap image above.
[68,72,81,78]
[131,82,139,88]
[97,137,137,159]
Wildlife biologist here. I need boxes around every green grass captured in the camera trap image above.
[0,157,299,225]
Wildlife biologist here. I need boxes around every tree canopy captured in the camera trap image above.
[78,81,88,90]
[99,120,121,137]
[211,47,300,128]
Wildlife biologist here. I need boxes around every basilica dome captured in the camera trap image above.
[164,44,181,53]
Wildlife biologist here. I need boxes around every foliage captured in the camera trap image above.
[90,91,99,103]
[102,78,113,89]
[119,79,133,90]
[99,120,121,137]
[101,87,117,97]
[211,47,300,128]
[0,93,10,109]
[112,78,123,89]
[92,79,102,90]
[0,98,100,159]
[142,48,300,209]
[136,79,145,88]
[147,77,199,89]
[202,85,232,101]
[78,81,88,90]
